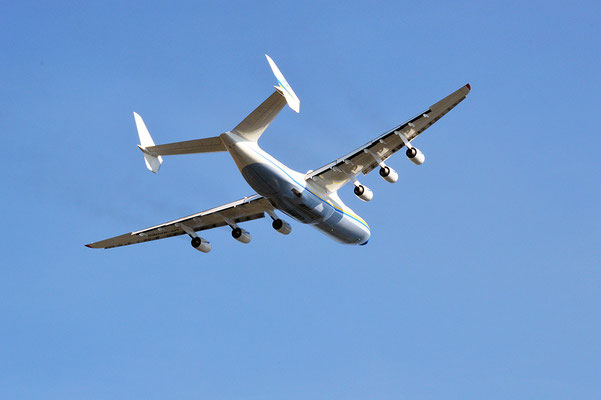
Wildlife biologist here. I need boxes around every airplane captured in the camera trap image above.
[86,55,470,253]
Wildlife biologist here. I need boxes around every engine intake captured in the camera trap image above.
[232,227,251,244]
[354,184,374,202]
[272,219,292,235]
[379,166,398,183]
[406,147,425,165]
[191,236,211,253]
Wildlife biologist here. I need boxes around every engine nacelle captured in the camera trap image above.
[232,227,251,244]
[272,219,292,235]
[406,147,425,165]
[379,166,398,183]
[191,237,211,253]
[354,184,374,202]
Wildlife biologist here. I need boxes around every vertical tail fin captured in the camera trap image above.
[133,112,163,173]
[265,54,300,113]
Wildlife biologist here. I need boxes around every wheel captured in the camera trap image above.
[191,237,201,248]
[232,227,242,238]
[354,185,364,196]
[272,219,283,230]
[406,147,417,158]
[379,166,390,177]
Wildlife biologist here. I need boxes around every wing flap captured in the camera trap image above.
[306,84,470,192]
[86,195,273,249]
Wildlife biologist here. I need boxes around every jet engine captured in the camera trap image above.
[379,166,398,183]
[232,227,251,243]
[272,219,292,235]
[406,147,425,165]
[191,236,212,253]
[354,184,374,202]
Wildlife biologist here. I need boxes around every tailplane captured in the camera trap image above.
[133,55,299,172]
[134,112,227,173]
[232,55,300,142]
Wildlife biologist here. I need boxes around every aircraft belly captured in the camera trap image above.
[240,162,369,244]
[313,213,371,245]
[241,161,290,197]
[241,163,333,225]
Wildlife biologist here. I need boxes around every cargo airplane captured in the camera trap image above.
[86,55,470,253]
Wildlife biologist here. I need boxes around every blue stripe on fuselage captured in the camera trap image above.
[245,147,370,231]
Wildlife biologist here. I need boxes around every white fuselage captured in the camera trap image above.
[220,132,370,245]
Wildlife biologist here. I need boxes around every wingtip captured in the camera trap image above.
[466,83,471,90]
[84,244,92,248]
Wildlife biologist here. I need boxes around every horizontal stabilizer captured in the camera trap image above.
[233,91,287,141]
[144,136,226,156]
[230,55,300,142]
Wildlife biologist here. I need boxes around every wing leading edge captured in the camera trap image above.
[85,195,274,249]
[306,84,471,192]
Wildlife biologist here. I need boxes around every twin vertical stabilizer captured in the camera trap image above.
[133,54,300,172]
[134,112,163,173]
[265,54,300,113]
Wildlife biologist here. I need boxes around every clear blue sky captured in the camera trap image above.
[1,1,600,398]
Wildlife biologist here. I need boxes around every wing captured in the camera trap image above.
[306,84,470,192]
[85,194,273,249]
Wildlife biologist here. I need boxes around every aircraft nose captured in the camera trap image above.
[358,225,371,245]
